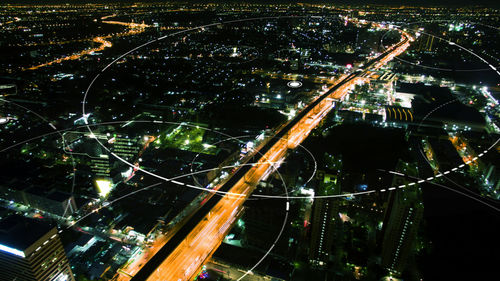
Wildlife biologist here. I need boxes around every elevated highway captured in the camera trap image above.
[130,29,412,281]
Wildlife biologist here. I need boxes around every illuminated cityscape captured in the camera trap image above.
[0,1,498,281]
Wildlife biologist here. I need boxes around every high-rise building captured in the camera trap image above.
[0,215,75,281]
[309,171,341,267]
[109,135,140,162]
[381,161,424,275]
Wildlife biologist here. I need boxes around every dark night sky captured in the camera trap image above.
[4,0,499,8]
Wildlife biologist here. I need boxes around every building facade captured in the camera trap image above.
[0,215,75,281]
[381,161,424,275]
[309,172,341,267]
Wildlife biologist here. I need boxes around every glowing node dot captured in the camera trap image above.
[287,81,302,88]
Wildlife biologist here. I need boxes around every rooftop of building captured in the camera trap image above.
[0,214,54,253]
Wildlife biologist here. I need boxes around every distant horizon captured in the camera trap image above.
[2,0,499,8]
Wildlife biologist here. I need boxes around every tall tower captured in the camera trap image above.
[381,161,424,276]
[309,172,341,267]
[0,215,75,281]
